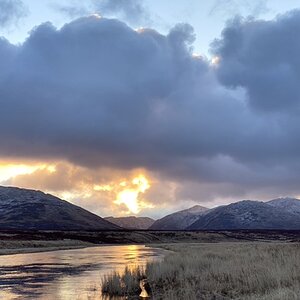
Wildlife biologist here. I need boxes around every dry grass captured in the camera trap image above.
[102,242,300,299]
[102,266,145,297]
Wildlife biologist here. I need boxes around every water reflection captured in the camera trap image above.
[0,245,165,300]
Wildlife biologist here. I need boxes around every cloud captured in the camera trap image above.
[212,10,300,112]
[0,17,219,169]
[209,0,268,18]
[4,161,166,217]
[55,0,149,25]
[2,12,300,214]
[95,0,148,24]
[56,3,88,19]
[0,0,27,28]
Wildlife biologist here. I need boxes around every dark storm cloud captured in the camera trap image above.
[0,0,27,28]
[2,12,300,202]
[212,10,300,112]
[0,17,220,167]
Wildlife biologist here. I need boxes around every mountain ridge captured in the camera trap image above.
[267,197,300,215]
[1,185,300,231]
[149,205,209,230]
[0,186,120,230]
[187,199,300,230]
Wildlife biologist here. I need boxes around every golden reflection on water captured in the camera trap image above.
[0,245,165,300]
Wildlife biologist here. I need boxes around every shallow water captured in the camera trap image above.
[0,245,166,300]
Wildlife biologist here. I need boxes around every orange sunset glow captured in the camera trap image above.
[0,161,155,216]
[0,163,56,182]
[114,175,153,214]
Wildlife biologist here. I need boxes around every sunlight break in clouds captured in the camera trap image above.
[114,175,153,214]
[3,161,157,217]
[61,172,154,215]
[0,163,55,183]
[211,56,220,66]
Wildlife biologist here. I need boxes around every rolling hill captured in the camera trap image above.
[104,216,155,229]
[187,200,300,230]
[149,205,209,230]
[267,197,300,215]
[0,186,120,230]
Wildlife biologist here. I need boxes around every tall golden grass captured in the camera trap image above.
[102,242,300,299]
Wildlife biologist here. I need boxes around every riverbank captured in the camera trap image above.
[0,230,236,256]
[102,242,300,300]
[0,244,165,300]
[0,229,299,255]
[0,239,94,255]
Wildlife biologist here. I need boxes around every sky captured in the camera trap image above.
[1,0,300,219]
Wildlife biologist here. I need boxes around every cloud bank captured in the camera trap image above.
[2,11,300,215]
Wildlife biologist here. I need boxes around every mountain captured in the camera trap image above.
[104,216,155,229]
[267,197,300,215]
[187,200,300,230]
[149,205,209,230]
[0,186,120,230]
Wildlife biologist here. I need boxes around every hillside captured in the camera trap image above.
[150,205,209,230]
[0,186,120,230]
[187,200,300,230]
[268,197,300,215]
[104,216,155,229]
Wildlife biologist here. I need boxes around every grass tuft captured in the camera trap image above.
[101,265,144,297]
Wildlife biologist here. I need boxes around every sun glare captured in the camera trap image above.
[115,189,140,214]
[0,161,154,216]
[114,175,152,214]
[0,164,41,182]
[211,56,220,66]
[94,184,112,191]
[192,53,202,59]
[90,13,101,19]
[0,163,57,183]
[135,27,146,33]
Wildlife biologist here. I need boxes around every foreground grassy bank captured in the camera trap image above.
[102,242,300,299]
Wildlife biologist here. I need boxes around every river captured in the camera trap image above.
[0,245,166,300]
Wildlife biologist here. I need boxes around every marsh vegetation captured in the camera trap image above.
[102,242,300,299]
